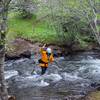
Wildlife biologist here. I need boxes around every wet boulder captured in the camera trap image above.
[6,38,35,60]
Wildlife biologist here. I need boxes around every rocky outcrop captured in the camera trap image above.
[5,38,100,60]
[6,38,34,60]
[5,38,64,60]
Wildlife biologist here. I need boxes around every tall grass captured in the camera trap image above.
[7,12,57,44]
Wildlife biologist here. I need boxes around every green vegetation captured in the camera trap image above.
[8,12,57,44]
[8,12,35,40]
[7,0,100,46]
[7,12,93,46]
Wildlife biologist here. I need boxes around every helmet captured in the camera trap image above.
[46,48,52,54]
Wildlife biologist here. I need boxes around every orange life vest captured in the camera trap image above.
[39,48,54,67]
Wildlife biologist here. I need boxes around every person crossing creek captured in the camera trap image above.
[38,44,54,75]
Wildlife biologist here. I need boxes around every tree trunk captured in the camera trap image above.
[0,48,8,100]
[0,11,8,100]
[0,1,9,100]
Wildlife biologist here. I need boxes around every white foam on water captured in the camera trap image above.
[15,58,28,63]
[15,73,62,88]
[90,65,100,75]
[18,79,49,88]
[5,70,18,80]
[24,73,62,82]
[26,74,40,80]
[80,59,100,64]
[77,66,87,75]
[62,72,82,81]
[44,73,62,82]
[74,59,100,81]
[78,64,100,75]
[68,59,100,64]
[35,80,49,87]
[16,75,50,88]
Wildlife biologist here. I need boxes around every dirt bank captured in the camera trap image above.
[85,91,100,100]
[6,38,68,60]
[5,38,100,60]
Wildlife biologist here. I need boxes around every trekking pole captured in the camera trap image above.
[31,63,39,74]
[31,68,35,74]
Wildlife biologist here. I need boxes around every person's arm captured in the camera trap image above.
[49,54,54,63]
[40,44,46,52]
[42,44,46,48]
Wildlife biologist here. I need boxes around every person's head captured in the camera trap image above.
[46,47,52,54]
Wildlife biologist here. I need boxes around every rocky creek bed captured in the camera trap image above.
[4,51,100,100]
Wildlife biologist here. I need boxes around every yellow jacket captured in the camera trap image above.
[39,48,54,67]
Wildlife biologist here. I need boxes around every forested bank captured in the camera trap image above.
[5,0,100,59]
[7,0,100,47]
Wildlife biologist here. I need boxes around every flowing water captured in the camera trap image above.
[5,51,100,100]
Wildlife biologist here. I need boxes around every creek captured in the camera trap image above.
[5,51,100,100]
